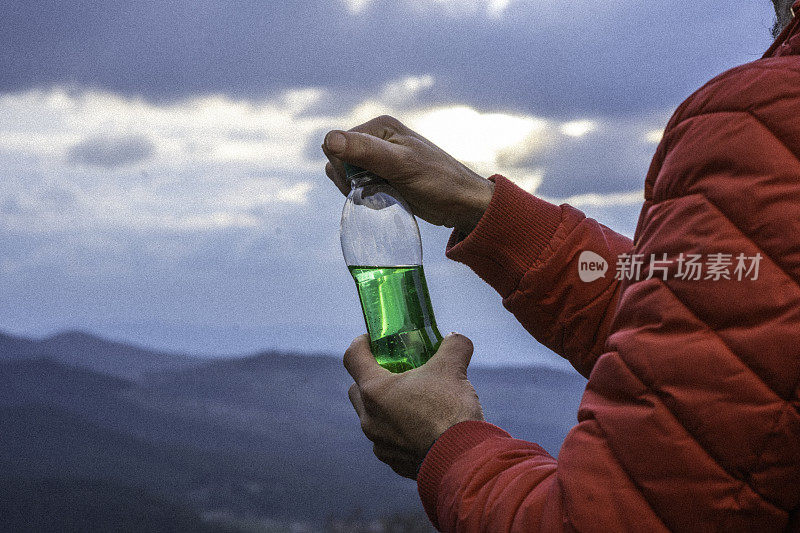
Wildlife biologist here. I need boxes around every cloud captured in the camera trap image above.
[408,106,547,164]
[0,76,662,361]
[0,1,774,117]
[560,120,597,138]
[0,77,669,239]
[0,0,777,360]
[545,190,643,209]
[344,0,374,13]
[0,72,657,355]
[0,86,335,234]
[68,134,155,168]
[379,75,435,105]
[646,129,665,144]
[344,0,518,17]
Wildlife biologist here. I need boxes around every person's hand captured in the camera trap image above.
[344,333,484,480]
[322,115,495,235]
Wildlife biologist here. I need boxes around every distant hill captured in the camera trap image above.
[0,332,46,361]
[147,350,586,455]
[0,355,428,525]
[0,332,587,529]
[0,478,227,533]
[0,330,204,380]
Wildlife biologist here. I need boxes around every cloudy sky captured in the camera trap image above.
[0,1,777,367]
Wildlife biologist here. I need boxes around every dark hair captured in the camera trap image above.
[773,0,794,38]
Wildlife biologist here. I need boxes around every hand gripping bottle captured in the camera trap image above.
[340,163,443,373]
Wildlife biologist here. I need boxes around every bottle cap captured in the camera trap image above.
[343,162,370,179]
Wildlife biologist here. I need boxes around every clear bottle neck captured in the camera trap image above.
[350,172,386,189]
[340,170,422,267]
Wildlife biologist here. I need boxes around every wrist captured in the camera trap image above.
[454,176,495,235]
[417,421,512,527]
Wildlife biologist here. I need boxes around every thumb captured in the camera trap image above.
[324,130,406,179]
[427,333,474,377]
[343,334,389,384]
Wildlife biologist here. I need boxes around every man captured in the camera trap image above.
[322,1,799,530]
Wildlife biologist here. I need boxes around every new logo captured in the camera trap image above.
[578,251,608,282]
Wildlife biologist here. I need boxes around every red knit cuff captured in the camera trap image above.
[417,420,511,530]
[446,175,562,298]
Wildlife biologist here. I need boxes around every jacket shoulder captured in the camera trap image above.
[640,56,800,206]
[667,56,800,131]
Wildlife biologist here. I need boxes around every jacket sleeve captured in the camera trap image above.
[446,175,633,377]
[419,63,800,532]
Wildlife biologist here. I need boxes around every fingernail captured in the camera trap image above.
[325,131,346,154]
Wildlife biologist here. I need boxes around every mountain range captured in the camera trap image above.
[0,330,202,379]
[0,330,587,531]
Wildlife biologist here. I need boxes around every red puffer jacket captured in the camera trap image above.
[416,8,800,532]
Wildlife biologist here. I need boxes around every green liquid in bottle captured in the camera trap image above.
[349,265,443,373]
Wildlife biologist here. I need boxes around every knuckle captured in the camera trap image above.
[351,119,378,135]
[360,419,378,440]
[343,336,361,363]
[343,336,366,367]
[377,114,402,129]
[353,115,405,139]
[372,443,389,461]
[390,464,408,478]
[342,335,370,371]
[348,388,364,413]
[342,349,356,372]
[359,380,384,403]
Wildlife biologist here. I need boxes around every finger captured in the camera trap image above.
[343,335,390,384]
[373,442,410,462]
[350,115,442,160]
[360,417,380,442]
[325,160,350,196]
[427,333,474,378]
[322,114,407,187]
[349,114,407,140]
[373,443,419,480]
[323,130,408,180]
[348,383,366,419]
[322,140,348,185]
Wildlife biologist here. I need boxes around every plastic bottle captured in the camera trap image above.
[340,163,443,373]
